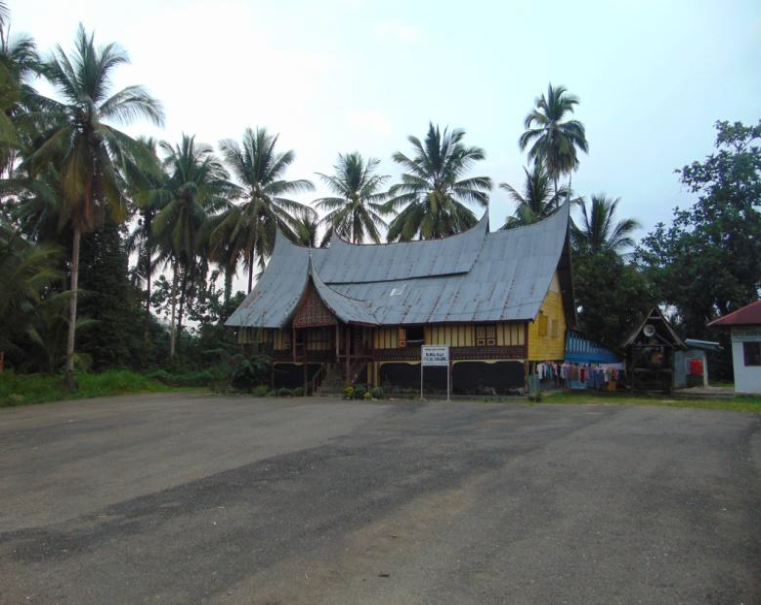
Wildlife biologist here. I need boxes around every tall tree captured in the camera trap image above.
[384,123,491,241]
[212,127,314,293]
[315,152,389,244]
[499,161,569,228]
[519,84,588,200]
[637,120,761,339]
[572,195,640,255]
[150,135,231,356]
[31,24,164,389]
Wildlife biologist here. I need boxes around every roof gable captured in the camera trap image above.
[226,202,572,328]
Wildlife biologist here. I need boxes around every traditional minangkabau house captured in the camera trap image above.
[225,201,575,395]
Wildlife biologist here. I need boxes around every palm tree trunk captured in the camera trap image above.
[554,175,559,209]
[64,226,81,391]
[177,264,188,344]
[169,264,178,358]
[247,249,254,294]
[224,266,233,303]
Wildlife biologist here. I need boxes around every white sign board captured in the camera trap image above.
[422,346,449,366]
[420,346,451,401]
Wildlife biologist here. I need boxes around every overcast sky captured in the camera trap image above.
[13,0,761,283]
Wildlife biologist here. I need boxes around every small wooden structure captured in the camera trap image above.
[622,307,686,394]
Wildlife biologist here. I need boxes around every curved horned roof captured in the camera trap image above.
[226,202,572,329]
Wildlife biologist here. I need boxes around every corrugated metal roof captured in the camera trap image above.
[565,331,621,363]
[226,202,571,328]
[315,212,488,284]
[310,258,378,325]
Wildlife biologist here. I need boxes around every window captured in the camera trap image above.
[550,318,559,339]
[744,342,761,366]
[405,326,425,346]
[537,313,548,337]
[475,324,497,346]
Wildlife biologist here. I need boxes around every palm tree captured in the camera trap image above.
[150,135,231,355]
[499,161,569,228]
[315,152,389,244]
[0,220,59,363]
[519,84,588,201]
[384,123,491,241]
[127,137,163,318]
[30,24,163,389]
[294,214,320,248]
[572,194,640,255]
[212,127,314,293]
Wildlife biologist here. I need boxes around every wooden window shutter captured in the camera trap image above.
[538,314,548,337]
[398,327,407,348]
[475,325,486,346]
[486,325,496,346]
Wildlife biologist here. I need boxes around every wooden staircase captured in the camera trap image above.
[315,360,368,397]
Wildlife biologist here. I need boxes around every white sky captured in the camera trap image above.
[13,0,761,292]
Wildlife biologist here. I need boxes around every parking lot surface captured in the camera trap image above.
[1,394,759,604]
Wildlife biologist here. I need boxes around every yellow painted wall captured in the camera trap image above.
[374,328,399,349]
[238,327,275,346]
[528,272,567,360]
[375,323,525,348]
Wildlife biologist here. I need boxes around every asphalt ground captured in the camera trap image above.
[1,394,759,605]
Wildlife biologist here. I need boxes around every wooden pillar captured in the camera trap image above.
[344,324,351,387]
[303,359,308,396]
[523,322,530,391]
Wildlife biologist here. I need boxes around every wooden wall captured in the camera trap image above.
[527,272,567,360]
[373,323,525,349]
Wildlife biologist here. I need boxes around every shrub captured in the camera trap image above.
[293,386,304,397]
[277,387,293,397]
[363,391,372,401]
[370,387,385,399]
[344,386,354,400]
[353,385,366,400]
[251,385,270,397]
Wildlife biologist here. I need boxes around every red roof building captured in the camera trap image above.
[708,300,761,327]
[708,300,761,394]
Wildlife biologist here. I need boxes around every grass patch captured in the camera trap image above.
[542,390,761,413]
[0,370,201,408]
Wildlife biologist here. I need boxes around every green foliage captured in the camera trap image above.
[277,387,293,397]
[251,385,270,397]
[542,390,761,413]
[210,127,314,293]
[344,386,354,400]
[519,83,588,192]
[574,248,655,349]
[0,221,60,363]
[315,152,390,244]
[363,391,372,401]
[572,195,641,255]
[0,369,174,407]
[293,386,304,397]
[384,123,492,241]
[500,162,570,228]
[77,220,147,370]
[352,385,367,400]
[637,120,761,337]
[370,387,385,399]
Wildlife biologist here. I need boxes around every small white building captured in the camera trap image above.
[708,300,761,395]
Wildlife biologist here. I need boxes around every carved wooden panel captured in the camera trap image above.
[293,282,337,328]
